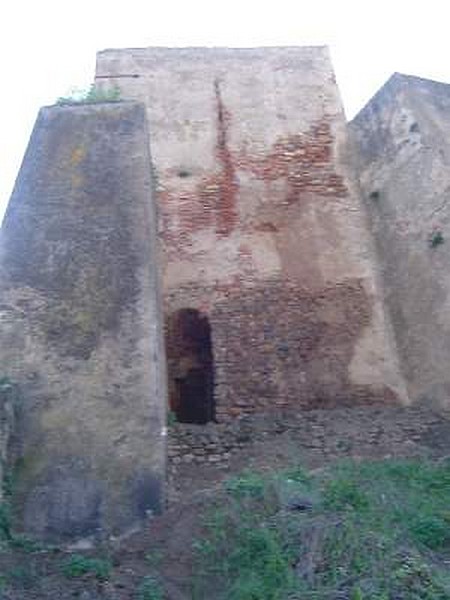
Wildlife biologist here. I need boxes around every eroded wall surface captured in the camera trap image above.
[96,47,407,417]
[351,74,450,409]
[0,102,167,540]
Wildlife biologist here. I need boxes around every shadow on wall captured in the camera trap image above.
[165,308,215,424]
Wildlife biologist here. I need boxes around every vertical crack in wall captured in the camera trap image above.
[214,79,239,236]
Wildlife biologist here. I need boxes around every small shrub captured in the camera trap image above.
[9,534,43,553]
[280,466,311,485]
[62,554,111,580]
[351,586,364,600]
[167,410,178,427]
[225,471,267,500]
[429,229,444,248]
[56,84,121,105]
[323,477,369,512]
[137,575,164,600]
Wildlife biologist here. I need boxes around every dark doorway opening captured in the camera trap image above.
[166,309,215,424]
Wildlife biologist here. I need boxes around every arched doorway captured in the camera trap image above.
[166,309,215,424]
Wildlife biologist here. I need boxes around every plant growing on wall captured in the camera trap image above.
[428,229,444,248]
[0,377,13,392]
[56,84,121,105]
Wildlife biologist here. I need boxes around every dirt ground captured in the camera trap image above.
[1,403,450,600]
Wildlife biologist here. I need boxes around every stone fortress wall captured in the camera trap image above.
[2,47,450,542]
[350,73,450,410]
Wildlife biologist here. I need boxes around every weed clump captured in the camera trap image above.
[429,229,444,248]
[61,554,111,581]
[56,84,121,105]
[136,575,164,600]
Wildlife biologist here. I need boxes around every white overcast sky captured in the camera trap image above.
[1,0,449,218]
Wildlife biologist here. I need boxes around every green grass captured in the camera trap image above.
[61,553,112,581]
[193,459,450,600]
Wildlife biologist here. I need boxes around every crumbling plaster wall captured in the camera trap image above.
[351,74,450,409]
[0,102,167,540]
[96,47,407,416]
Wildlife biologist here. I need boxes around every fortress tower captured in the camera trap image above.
[96,47,407,421]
